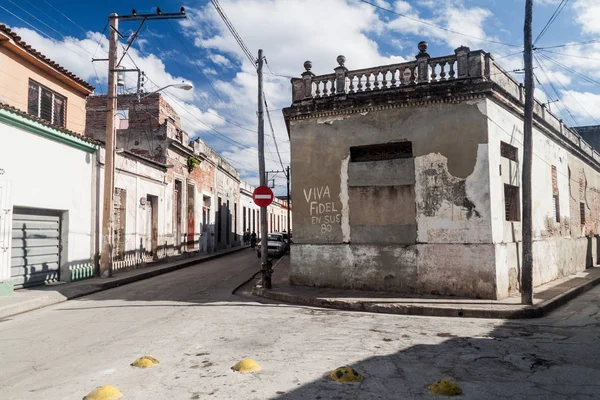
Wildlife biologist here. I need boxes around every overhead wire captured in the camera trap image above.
[536,53,600,125]
[358,0,520,48]
[533,53,580,126]
[533,0,570,46]
[209,0,256,65]
[537,51,600,86]
[536,39,600,50]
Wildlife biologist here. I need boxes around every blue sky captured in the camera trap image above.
[2,0,600,193]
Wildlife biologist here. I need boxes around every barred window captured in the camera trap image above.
[580,202,586,225]
[27,79,66,127]
[500,141,518,162]
[504,184,520,222]
[350,142,413,162]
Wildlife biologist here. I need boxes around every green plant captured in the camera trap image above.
[187,157,200,172]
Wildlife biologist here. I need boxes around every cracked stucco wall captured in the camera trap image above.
[486,98,600,298]
[290,99,499,299]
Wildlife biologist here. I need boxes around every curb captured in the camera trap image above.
[252,271,600,320]
[232,255,286,295]
[0,246,248,320]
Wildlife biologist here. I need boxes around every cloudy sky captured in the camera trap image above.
[2,0,599,193]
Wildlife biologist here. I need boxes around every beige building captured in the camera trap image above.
[0,24,94,133]
[284,42,600,300]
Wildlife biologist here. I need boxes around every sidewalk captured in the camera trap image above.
[252,256,600,319]
[0,246,249,320]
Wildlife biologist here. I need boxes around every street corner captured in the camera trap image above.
[231,358,262,373]
[329,366,364,383]
[427,378,463,396]
[82,385,123,400]
[131,355,160,368]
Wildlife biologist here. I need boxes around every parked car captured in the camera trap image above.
[257,233,287,258]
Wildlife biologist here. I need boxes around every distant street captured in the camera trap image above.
[0,250,599,399]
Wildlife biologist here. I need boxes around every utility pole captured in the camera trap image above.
[99,8,186,278]
[257,49,271,289]
[286,166,291,235]
[99,13,119,278]
[522,0,534,305]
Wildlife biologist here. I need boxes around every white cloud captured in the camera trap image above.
[573,0,600,34]
[209,53,232,67]
[560,90,600,122]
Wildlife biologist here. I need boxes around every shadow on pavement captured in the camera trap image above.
[272,297,600,400]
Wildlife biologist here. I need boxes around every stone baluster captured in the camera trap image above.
[448,62,456,79]
[348,74,356,93]
[357,74,364,92]
[416,41,430,83]
[365,73,372,91]
[381,69,389,89]
[430,62,437,81]
[454,46,470,78]
[300,61,315,100]
[314,79,321,97]
[390,68,398,87]
[439,61,447,80]
[334,55,348,95]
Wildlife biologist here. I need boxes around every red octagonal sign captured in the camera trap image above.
[253,186,274,207]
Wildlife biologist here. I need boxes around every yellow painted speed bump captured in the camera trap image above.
[329,366,364,383]
[82,385,123,400]
[427,379,463,396]
[231,358,262,373]
[131,355,160,368]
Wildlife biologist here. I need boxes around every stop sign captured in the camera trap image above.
[253,186,274,207]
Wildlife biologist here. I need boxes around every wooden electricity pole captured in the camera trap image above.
[99,8,186,278]
[257,49,271,289]
[99,13,119,278]
[522,0,534,305]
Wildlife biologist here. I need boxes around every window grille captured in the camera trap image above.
[504,184,520,221]
[553,195,560,223]
[27,80,66,127]
[580,202,586,225]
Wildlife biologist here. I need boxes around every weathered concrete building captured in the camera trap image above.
[86,93,254,261]
[284,42,600,300]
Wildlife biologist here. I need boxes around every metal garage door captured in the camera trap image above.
[11,208,61,288]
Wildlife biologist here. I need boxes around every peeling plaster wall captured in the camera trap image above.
[289,100,497,298]
[486,98,600,298]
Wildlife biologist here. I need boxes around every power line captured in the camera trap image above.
[209,0,257,65]
[358,0,520,48]
[42,0,88,34]
[536,39,600,50]
[160,21,252,127]
[537,51,600,86]
[533,54,581,126]
[534,0,570,46]
[537,48,600,62]
[264,94,287,172]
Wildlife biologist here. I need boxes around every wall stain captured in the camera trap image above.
[420,162,481,219]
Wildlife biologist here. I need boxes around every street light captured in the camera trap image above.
[138,81,193,100]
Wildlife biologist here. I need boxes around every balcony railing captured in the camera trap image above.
[289,41,600,170]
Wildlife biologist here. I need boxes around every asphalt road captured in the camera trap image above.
[0,250,599,399]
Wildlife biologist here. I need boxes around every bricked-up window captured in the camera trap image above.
[580,202,586,225]
[504,184,520,221]
[553,195,560,223]
[27,79,66,127]
[350,142,412,162]
[500,141,518,162]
